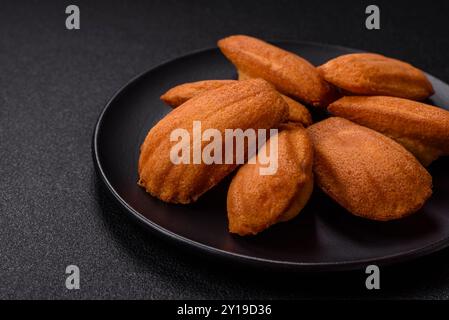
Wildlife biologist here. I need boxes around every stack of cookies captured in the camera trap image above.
[138,35,449,236]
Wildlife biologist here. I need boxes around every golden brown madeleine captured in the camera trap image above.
[160,80,236,107]
[318,53,434,100]
[328,96,449,166]
[307,117,432,221]
[217,35,336,107]
[227,124,314,236]
[138,79,288,204]
[161,79,313,126]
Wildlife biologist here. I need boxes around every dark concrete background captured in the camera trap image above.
[1,0,449,299]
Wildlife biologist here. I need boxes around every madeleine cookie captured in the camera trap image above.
[227,124,314,235]
[318,53,434,100]
[328,96,449,166]
[218,35,336,107]
[160,79,312,127]
[160,80,236,107]
[307,117,432,221]
[138,79,288,204]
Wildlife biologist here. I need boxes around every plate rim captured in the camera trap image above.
[92,40,449,272]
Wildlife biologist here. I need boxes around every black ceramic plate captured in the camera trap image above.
[93,42,449,271]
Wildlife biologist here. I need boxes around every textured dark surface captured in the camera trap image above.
[1,0,449,299]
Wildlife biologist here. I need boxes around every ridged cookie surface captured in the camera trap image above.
[138,79,288,204]
[160,79,312,126]
[218,35,336,107]
[328,96,449,166]
[227,124,314,235]
[307,117,432,221]
[318,53,434,100]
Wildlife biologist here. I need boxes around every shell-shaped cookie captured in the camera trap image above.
[328,96,449,166]
[138,79,288,204]
[160,80,236,107]
[227,124,313,235]
[218,35,336,107]
[318,53,434,100]
[160,79,312,127]
[307,117,432,221]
